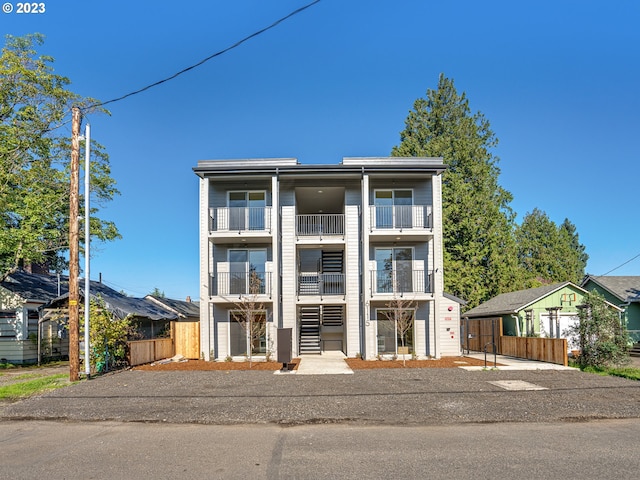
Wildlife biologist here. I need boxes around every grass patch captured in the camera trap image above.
[0,363,17,370]
[580,365,640,381]
[0,374,69,400]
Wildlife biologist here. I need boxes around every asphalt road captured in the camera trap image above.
[2,419,640,479]
[1,367,639,425]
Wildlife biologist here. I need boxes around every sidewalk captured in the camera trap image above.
[289,351,354,375]
[461,353,576,371]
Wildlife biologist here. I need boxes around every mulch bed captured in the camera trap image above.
[133,356,497,371]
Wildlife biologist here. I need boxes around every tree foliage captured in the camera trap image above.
[567,291,629,369]
[0,33,120,280]
[391,74,589,307]
[82,297,135,373]
[391,74,521,307]
[516,209,588,285]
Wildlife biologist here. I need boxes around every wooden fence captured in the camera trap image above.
[500,336,568,366]
[127,321,200,366]
[463,317,503,354]
[127,338,173,366]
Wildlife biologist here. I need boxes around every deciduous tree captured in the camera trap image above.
[0,33,120,280]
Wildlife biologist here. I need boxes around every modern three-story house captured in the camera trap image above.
[194,157,462,361]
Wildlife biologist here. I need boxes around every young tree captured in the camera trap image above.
[0,34,120,280]
[391,74,521,307]
[229,270,269,367]
[568,291,629,369]
[380,295,416,366]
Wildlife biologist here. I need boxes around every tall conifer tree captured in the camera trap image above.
[392,74,521,307]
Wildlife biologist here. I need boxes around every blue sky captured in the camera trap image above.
[3,0,639,300]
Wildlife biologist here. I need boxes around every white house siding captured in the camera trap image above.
[199,177,211,360]
[280,205,297,353]
[438,297,462,356]
[344,202,361,356]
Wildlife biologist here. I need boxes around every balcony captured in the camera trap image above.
[209,271,272,299]
[296,214,345,239]
[298,273,345,297]
[369,205,432,239]
[370,270,434,297]
[209,207,272,238]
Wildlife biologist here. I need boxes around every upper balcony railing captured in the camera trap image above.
[370,269,434,296]
[209,207,272,233]
[298,273,345,296]
[369,205,432,231]
[296,214,345,238]
[209,271,272,298]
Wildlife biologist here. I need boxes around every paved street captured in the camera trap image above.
[2,419,640,479]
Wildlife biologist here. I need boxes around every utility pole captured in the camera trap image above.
[69,107,81,382]
[84,122,91,378]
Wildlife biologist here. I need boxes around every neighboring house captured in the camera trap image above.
[0,271,68,364]
[581,275,640,343]
[0,270,180,364]
[194,156,461,360]
[145,295,200,322]
[463,282,623,343]
[44,281,179,339]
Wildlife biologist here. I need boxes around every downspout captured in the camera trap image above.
[359,166,366,358]
[511,314,521,337]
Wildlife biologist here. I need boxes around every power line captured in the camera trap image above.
[89,0,321,110]
[598,252,640,276]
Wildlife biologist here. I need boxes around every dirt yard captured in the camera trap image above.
[133,356,495,371]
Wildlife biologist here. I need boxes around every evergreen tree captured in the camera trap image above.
[392,74,521,307]
[516,209,588,285]
[0,34,120,280]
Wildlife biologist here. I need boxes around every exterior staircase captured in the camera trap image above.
[630,342,640,358]
[322,305,344,327]
[299,306,321,354]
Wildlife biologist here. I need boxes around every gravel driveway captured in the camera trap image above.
[2,367,639,426]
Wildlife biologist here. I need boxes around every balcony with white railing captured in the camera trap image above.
[296,214,345,240]
[369,269,434,297]
[369,205,433,239]
[209,207,272,239]
[209,271,272,299]
[297,273,346,297]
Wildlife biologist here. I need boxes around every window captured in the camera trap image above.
[376,309,414,354]
[230,310,267,356]
[228,191,266,230]
[375,247,413,293]
[374,190,413,228]
[229,249,267,295]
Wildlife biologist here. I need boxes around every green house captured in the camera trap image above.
[581,276,640,343]
[463,282,622,339]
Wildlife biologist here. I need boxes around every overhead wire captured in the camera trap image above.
[87,0,321,110]
[597,253,640,276]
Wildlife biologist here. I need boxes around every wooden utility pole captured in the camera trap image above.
[69,107,81,382]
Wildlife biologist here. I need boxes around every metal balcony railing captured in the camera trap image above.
[370,270,433,295]
[297,273,345,296]
[296,214,345,237]
[209,207,272,233]
[369,205,432,231]
[209,272,272,298]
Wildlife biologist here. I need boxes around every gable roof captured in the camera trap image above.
[464,282,576,317]
[582,275,640,303]
[145,295,200,318]
[0,271,68,304]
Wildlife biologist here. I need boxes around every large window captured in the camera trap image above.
[228,191,266,230]
[376,309,415,354]
[374,190,413,228]
[230,310,267,356]
[229,249,267,295]
[375,247,413,293]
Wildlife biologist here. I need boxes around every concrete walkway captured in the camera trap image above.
[292,351,354,375]
[461,352,576,371]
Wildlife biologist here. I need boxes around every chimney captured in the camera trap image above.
[186,296,191,303]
